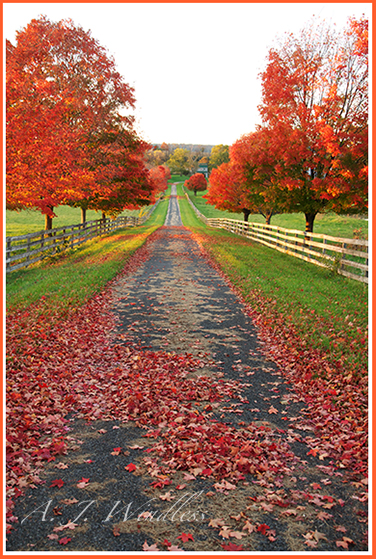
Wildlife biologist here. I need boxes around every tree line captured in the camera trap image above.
[205,17,368,232]
[6,17,170,229]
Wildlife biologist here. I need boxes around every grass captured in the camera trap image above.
[185,189,369,240]
[6,201,160,238]
[6,197,169,315]
[178,194,368,375]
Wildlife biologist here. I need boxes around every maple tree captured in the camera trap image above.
[76,128,155,220]
[148,165,171,195]
[258,17,368,231]
[184,173,207,196]
[6,17,154,228]
[205,162,254,221]
[229,128,288,224]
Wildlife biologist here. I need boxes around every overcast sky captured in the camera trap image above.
[3,3,372,146]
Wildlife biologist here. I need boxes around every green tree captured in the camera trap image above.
[209,144,229,172]
[166,148,191,175]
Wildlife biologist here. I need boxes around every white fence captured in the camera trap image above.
[6,201,159,273]
[185,193,368,283]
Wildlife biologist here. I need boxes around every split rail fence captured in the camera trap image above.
[185,193,368,284]
[6,200,160,273]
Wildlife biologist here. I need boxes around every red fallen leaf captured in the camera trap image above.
[177,533,194,542]
[162,538,172,547]
[307,448,319,457]
[111,447,122,455]
[59,537,71,545]
[221,542,244,551]
[113,526,120,536]
[257,524,270,535]
[268,405,278,414]
[201,468,212,476]
[176,484,186,490]
[50,479,64,489]
[150,479,171,488]
[125,463,137,472]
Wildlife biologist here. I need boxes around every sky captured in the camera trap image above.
[3,2,372,146]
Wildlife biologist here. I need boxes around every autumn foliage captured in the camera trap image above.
[184,173,207,196]
[205,17,368,231]
[6,17,155,227]
[148,165,171,194]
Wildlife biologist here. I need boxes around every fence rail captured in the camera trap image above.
[184,193,368,283]
[6,200,159,273]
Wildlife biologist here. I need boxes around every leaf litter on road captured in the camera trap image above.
[6,226,368,552]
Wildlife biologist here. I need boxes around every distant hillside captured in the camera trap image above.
[153,143,214,153]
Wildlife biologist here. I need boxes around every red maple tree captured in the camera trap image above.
[184,173,207,196]
[148,165,171,195]
[6,17,154,229]
[258,17,368,231]
[204,162,253,221]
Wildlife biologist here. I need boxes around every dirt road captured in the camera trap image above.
[7,189,367,552]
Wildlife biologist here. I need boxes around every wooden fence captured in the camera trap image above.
[184,193,368,283]
[6,200,160,273]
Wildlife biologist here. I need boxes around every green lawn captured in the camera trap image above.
[184,188,368,240]
[6,197,169,315]
[6,201,161,238]
[178,193,368,376]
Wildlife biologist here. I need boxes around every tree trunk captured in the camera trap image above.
[101,212,106,222]
[265,211,273,225]
[194,189,197,196]
[45,207,54,231]
[81,207,87,224]
[243,209,250,222]
[305,212,317,233]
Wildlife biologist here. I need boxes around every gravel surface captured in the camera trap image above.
[7,189,368,552]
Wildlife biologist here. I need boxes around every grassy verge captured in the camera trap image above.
[6,199,163,237]
[6,197,169,317]
[178,195,368,376]
[185,189,368,239]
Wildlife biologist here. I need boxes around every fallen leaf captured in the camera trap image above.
[229,530,245,540]
[257,524,270,535]
[221,542,244,551]
[159,491,175,501]
[61,498,78,505]
[177,532,194,542]
[55,463,69,470]
[208,518,225,528]
[50,479,64,489]
[142,541,160,551]
[125,463,137,472]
